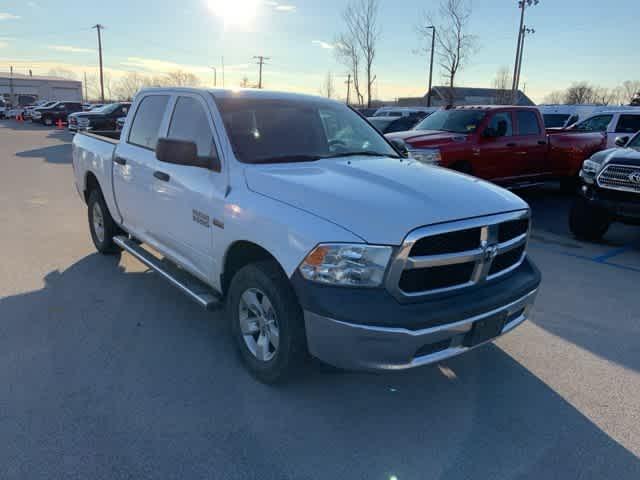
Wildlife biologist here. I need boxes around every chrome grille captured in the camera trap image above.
[386,211,530,300]
[597,164,640,193]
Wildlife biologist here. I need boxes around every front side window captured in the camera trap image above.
[517,111,541,136]
[215,97,398,164]
[543,114,570,128]
[487,112,513,137]
[574,114,613,132]
[628,132,640,150]
[128,95,170,150]
[414,110,487,134]
[167,96,215,157]
[615,115,640,134]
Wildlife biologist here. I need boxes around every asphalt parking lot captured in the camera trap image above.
[1,119,639,479]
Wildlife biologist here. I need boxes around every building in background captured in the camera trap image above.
[0,72,83,106]
[398,86,535,107]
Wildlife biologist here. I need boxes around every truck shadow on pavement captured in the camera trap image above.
[0,253,638,479]
[16,142,72,164]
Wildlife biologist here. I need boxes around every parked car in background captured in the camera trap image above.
[559,110,640,148]
[5,107,25,119]
[368,112,428,134]
[72,87,540,383]
[373,106,439,118]
[23,100,52,119]
[32,101,83,126]
[570,131,640,240]
[357,107,379,117]
[68,102,131,131]
[387,106,607,188]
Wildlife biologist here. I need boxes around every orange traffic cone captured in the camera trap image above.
[16,114,23,122]
[56,118,64,129]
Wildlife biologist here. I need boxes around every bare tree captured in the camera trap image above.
[321,71,336,98]
[592,86,617,106]
[47,68,78,80]
[114,72,151,100]
[163,70,201,87]
[491,67,512,104]
[422,0,477,105]
[240,76,250,88]
[542,90,565,104]
[338,0,380,107]
[334,34,363,105]
[564,82,595,105]
[621,80,640,105]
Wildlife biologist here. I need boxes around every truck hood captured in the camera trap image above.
[593,147,640,167]
[386,129,469,148]
[244,156,528,245]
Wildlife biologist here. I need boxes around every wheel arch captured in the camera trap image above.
[84,171,101,204]
[221,241,287,296]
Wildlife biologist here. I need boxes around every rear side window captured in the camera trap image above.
[615,115,640,134]
[517,111,541,135]
[128,95,170,150]
[167,96,215,157]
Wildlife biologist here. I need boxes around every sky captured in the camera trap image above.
[0,0,637,103]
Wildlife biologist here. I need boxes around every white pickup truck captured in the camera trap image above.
[72,87,541,383]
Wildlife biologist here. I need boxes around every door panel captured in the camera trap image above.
[477,111,519,181]
[514,110,550,179]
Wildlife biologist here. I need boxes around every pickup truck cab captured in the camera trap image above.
[570,131,640,240]
[560,110,640,148]
[72,88,540,383]
[387,106,606,188]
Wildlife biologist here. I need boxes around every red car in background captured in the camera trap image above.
[386,106,606,189]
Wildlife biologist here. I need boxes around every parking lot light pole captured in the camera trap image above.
[92,24,105,103]
[426,26,436,107]
[211,66,217,87]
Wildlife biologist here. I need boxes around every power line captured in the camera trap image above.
[253,55,270,89]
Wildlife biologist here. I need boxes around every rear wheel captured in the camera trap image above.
[227,260,307,384]
[43,116,53,127]
[569,197,611,241]
[88,189,121,254]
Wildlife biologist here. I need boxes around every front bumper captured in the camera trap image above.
[305,289,537,371]
[580,182,640,223]
[295,258,541,371]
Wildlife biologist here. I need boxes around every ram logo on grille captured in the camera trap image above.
[482,242,499,263]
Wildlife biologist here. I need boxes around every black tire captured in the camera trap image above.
[560,175,579,194]
[569,197,611,241]
[452,161,473,175]
[227,260,307,384]
[43,116,53,127]
[87,189,121,254]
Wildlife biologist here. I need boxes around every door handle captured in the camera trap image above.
[114,156,127,165]
[506,143,517,148]
[154,171,170,182]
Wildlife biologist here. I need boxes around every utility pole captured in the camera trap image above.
[211,66,217,87]
[511,1,538,103]
[345,73,352,105]
[221,56,225,88]
[425,25,436,107]
[514,26,535,103]
[92,24,105,102]
[84,72,88,101]
[253,55,270,89]
[9,66,14,106]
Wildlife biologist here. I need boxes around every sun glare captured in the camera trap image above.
[207,0,260,28]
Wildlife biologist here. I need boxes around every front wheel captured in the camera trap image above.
[227,260,307,384]
[43,116,53,127]
[569,197,611,241]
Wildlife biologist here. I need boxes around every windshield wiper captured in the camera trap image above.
[322,151,401,159]
[250,154,323,164]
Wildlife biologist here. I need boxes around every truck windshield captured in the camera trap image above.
[628,133,640,150]
[214,97,399,164]
[543,114,571,128]
[413,110,486,133]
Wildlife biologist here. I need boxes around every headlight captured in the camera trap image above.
[408,148,441,165]
[299,243,392,287]
[581,159,602,176]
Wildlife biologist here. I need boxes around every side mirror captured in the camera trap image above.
[156,138,221,172]
[615,136,629,147]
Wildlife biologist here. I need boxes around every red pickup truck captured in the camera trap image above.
[386,106,606,188]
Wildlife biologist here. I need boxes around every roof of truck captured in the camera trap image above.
[136,87,341,104]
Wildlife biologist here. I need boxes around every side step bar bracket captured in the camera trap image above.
[114,236,222,310]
